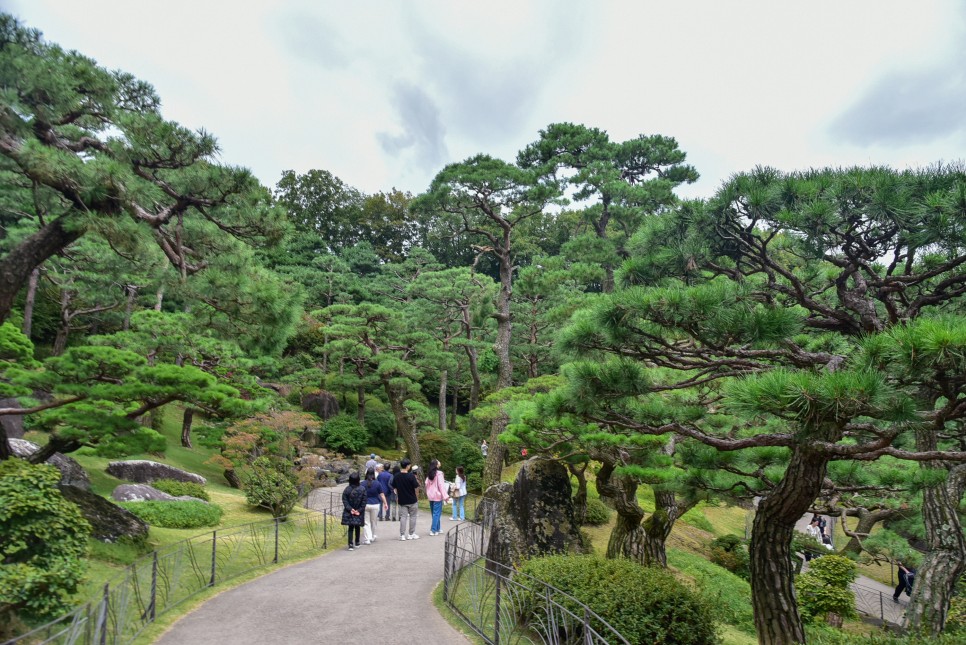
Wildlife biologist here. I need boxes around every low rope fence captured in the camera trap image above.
[442,500,630,645]
[5,500,342,645]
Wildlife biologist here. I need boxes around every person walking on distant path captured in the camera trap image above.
[450,466,466,521]
[480,440,487,458]
[377,463,394,521]
[394,459,421,540]
[424,459,451,536]
[341,472,367,551]
[894,561,914,602]
[365,453,378,472]
[362,468,387,545]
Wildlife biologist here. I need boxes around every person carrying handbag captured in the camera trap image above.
[450,466,467,521]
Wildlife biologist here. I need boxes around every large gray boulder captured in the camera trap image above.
[0,398,24,439]
[9,438,92,491]
[59,485,149,543]
[112,483,206,503]
[483,458,585,568]
[107,460,206,485]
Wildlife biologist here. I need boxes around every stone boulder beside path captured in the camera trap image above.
[9,438,92,490]
[112,483,207,503]
[107,459,206,485]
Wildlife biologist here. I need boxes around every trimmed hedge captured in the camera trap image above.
[518,554,718,645]
[119,501,222,529]
[582,497,612,525]
[151,478,210,501]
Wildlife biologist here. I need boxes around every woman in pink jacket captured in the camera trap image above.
[424,459,451,535]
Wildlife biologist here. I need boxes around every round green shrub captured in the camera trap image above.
[0,460,90,624]
[709,534,750,580]
[243,458,299,518]
[320,414,368,455]
[796,555,858,624]
[518,554,718,645]
[120,500,223,529]
[152,478,210,502]
[582,497,612,525]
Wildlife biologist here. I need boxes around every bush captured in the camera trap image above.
[518,554,718,645]
[709,534,750,580]
[583,497,612,525]
[364,404,397,449]
[0,460,90,625]
[243,458,299,518]
[320,414,369,455]
[152,478,210,501]
[796,555,858,624]
[119,500,223,529]
[417,430,484,477]
[668,548,754,634]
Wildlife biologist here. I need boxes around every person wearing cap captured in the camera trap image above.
[365,453,378,472]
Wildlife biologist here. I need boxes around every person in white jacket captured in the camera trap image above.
[450,466,467,521]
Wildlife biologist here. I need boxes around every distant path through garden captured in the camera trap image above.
[154,487,469,644]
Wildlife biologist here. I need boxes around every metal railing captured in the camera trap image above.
[442,499,630,645]
[853,581,907,627]
[4,504,341,645]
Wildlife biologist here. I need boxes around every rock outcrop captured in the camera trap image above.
[0,398,24,439]
[59,485,149,543]
[483,458,585,568]
[112,483,206,503]
[107,460,206,485]
[9,438,92,490]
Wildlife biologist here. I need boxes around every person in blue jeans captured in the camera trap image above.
[376,463,395,520]
[450,465,467,521]
[424,459,451,536]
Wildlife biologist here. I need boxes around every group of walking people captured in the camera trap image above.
[341,457,468,551]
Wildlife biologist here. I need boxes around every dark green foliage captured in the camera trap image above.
[582,497,611,525]
[466,472,483,494]
[364,405,397,449]
[151,479,210,502]
[796,555,858,623]
[518,554,718,645]
[417,431,484,475]
[0,460,90,624]
[320,414,369,455]
[119,501,222,529]
[709,535,750,580]
[243,458,299,518]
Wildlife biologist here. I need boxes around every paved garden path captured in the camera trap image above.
[155,488,469,644]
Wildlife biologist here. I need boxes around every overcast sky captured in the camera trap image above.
[4,0,965,199]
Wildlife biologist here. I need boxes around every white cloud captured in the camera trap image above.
[5,0,964,198]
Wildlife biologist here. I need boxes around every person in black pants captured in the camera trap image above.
[893,561,913,602]
[341,472,367,551]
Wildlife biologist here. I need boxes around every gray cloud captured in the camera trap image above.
[829,4,966,147]
[829,66,966,145]
[377,82,448,170]
[274,11,350,68]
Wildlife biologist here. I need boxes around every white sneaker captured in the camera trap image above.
[400,535,407,541]
[409,534,420,540]
[363,540,371,545]
[372,536,377,541]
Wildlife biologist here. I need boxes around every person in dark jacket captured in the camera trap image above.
[377,463,395,521]
[893,561,915,602]
[341,472,367,551]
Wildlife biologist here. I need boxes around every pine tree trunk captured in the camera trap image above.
[438,369,448,432]
[906,429,966,634]
[641,490,681,568]
[224,468,242,489]
[52,289,72,356]
[749,443,831,645]
[483,254,513,488]
[122,284,137,331]
[0,215,83,324]
[596,458,649,563]
[462,306,481,410]
[568,463,588,525]
[841,508,899,556]
[356,385,366,426]
[385,380,420,468]
[181,408,194,448]
[21,266,40,338]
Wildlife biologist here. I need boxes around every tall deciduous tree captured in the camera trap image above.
[416,154,561,485]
